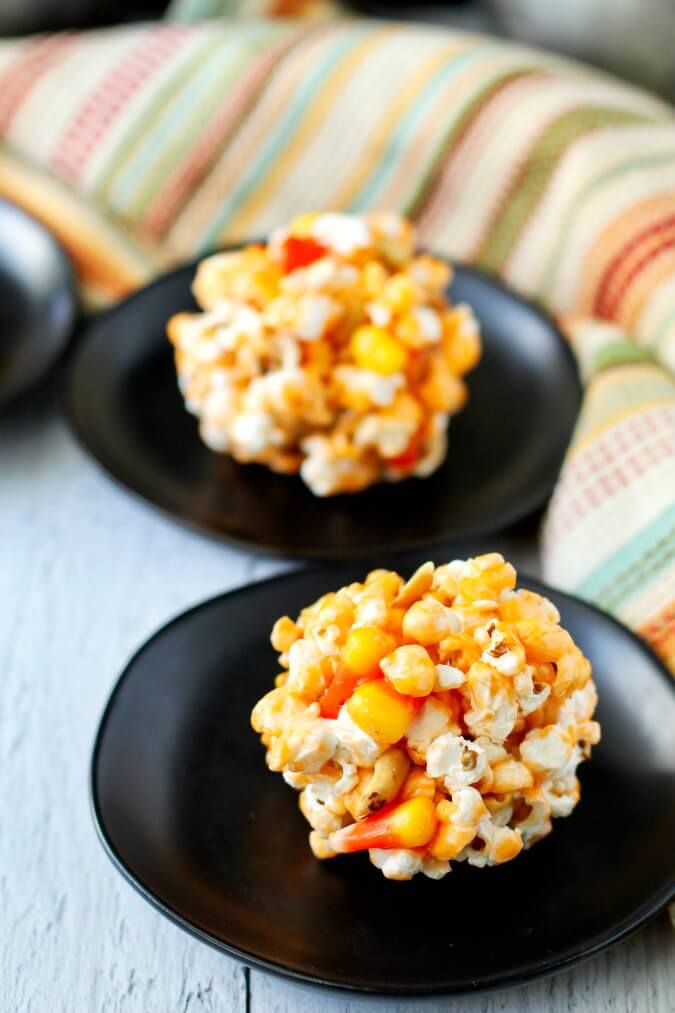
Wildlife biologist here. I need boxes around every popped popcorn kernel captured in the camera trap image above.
[380,644,436,698]
[169,213,481,495]
[251,556,599,879]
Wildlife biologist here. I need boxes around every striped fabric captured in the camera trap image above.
[543,320,675,671]
[0,19,673,670]
[167,0,338,20]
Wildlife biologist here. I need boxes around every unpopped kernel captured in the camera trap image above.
[168,212,481,495]
[251,554,600,880]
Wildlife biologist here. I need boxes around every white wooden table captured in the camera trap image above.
[2,389,673,1013]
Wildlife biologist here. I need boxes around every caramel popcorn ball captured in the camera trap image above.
[251,555,600,880]
[168,212,480,496]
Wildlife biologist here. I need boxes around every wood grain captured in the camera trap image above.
[1,395,672,1013]
[0,399,251,1013]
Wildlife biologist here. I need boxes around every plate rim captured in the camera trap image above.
[0,197,78,413]
[90,565,675,998]
[65,256,581,560]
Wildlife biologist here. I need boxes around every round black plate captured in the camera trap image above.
[0,199,77,412]
[92,560,675,998]
[66,258,580,559]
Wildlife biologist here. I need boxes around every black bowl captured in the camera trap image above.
[92,560,675,998]
[0,199,77,412]
[67,257,580,558]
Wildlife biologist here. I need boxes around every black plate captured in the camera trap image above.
[0,199,77,412]
[92,560,675,998]
[66,257,580,558]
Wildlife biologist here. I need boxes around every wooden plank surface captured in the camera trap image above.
[1,394,672,1013]
[0,398,251,1013]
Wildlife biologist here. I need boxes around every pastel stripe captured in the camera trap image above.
[628,569,675,632]
[0,36,74,133]
[92,29,226,200]
[216,25,403,239]
[551,408,675,532]
[569,365,675,447]
[594,214,675,319]
[577,502,675,610]
[477,106,649,273]
[141,25,300,235]
[49,26,189,184]
[346,43,489,211]
[410,66,536,222]
[546,145,675,315]
[167,22,342,248]
[199,24,377,243]
[534,144,675,306]
[0,147,159,299]
[377,53,531,216]
[108,36,249,215]
[416,73,602,256]
[222,28,467,238]
[543,452,675,589]
[637,597,675,670]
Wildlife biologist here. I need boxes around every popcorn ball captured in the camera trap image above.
[167,212,481,496]
[251,555,600,880]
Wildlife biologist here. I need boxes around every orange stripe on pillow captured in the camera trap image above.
[594,213,675,319]
[0,151,161,299]
[576,193,675,318]
[638,602,675,670]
